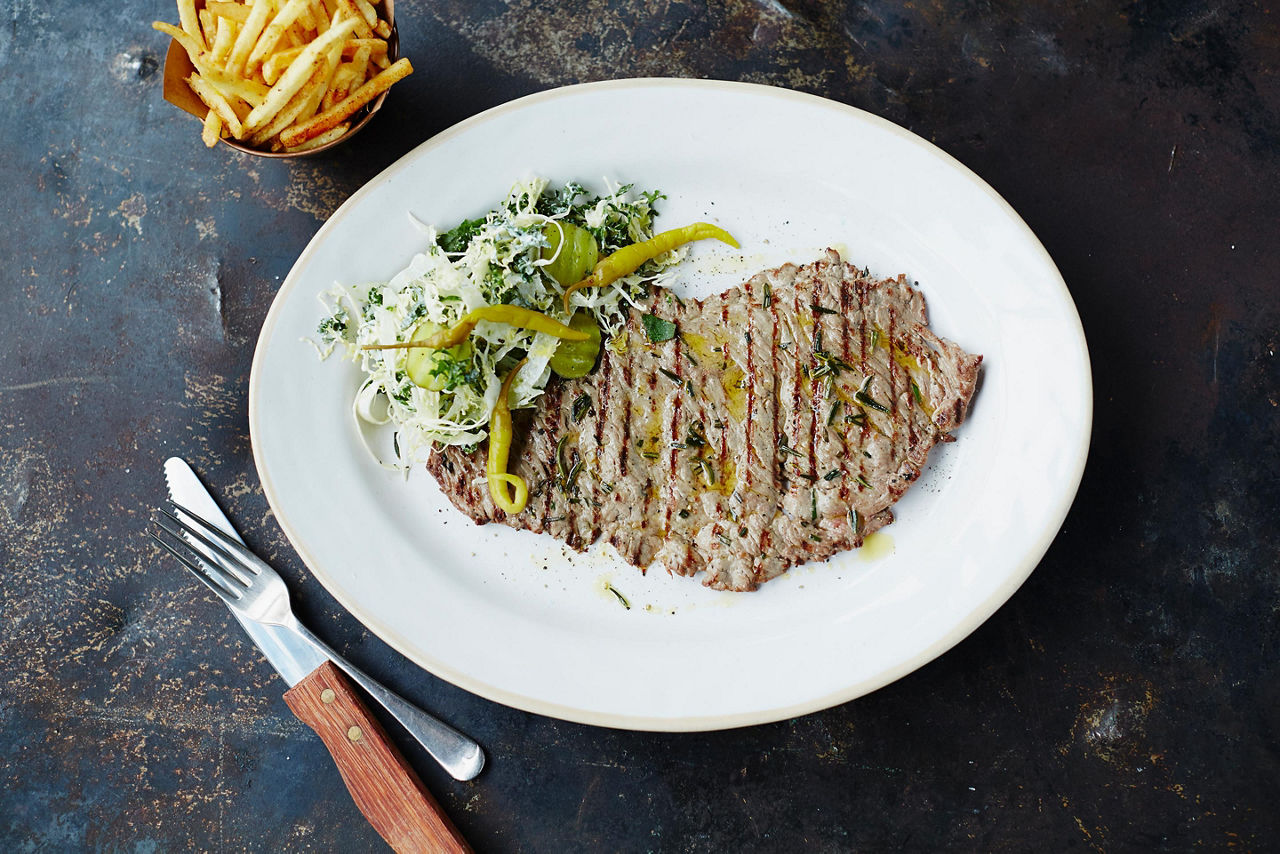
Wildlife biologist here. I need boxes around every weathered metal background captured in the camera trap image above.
[2,0,1277,850]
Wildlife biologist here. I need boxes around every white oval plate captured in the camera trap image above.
[250,79,1090,730]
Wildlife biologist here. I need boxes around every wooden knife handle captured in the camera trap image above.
[284,661,472,853]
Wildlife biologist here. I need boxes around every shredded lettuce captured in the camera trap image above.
[315,176,682,471]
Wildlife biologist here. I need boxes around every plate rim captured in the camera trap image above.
[249,77,1092,730]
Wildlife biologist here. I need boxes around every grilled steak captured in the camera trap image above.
[427,250,982,591]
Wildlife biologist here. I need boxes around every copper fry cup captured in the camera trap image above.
[161,0,399,158]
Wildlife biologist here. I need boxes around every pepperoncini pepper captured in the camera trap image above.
[487,359,529,514]
[562,222,739,313]
[359,305,588,353]
[425,305,590,350]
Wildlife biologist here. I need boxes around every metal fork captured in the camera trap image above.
[151,500,485,781]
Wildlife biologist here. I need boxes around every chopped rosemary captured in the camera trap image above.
[811,303,840,316]
[691,457,716,486]
[658,367,682,383]
[812,348,856,380]
[823,469,842,481]
[564,460,584,493]
[678,509,690,519]
[606,583,631,610]
[855,376,890,413]
[910,380,925,406]
[849,508,862,536]
[827,400,842,426]
[555,435,571,483]
[571,393,592,422]
[870,328,881,349]
[640,450,660,460]
[810,489,818,522]
[855,474,872,489]
[778,442,803,458]
[716,532,733,547]
[762,280,772,306]
[685,423,707,447]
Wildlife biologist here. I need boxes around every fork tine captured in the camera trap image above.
[154,507,255,588]
[163,500,264,575]
[150,529,242,601]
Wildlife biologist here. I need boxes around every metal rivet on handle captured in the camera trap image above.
[347,726,363,742]
[320,688,336,704]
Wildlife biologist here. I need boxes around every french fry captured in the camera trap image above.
[295,1,316,32]
[343,38,388,58]
[278,57,411,148]
[320,64,352,111]
[152,21,202,64]
[285,122,350,152]
[177,0,206,52]
[198,9,216,47]
[206,1,250,23]
[262,46,304,85]
[246,0,310,75]
[352,0,378,29]
[226,0,274,75]
[347,44,371,82]
[201,109,223,148]
[308,0,330,33]
[210,17,238,65]
[187,73,246,139]
[333,0,374,39]
[249,66,328,146]
[191,55,271,104]
[243,16,359,134]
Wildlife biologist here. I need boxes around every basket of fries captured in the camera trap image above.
[155,0,411,156]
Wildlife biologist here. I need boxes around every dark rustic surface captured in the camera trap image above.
[2,1,1277,850]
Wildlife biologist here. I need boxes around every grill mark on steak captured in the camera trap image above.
[425,250,982,592]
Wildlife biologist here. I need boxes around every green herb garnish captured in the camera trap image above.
[571,393,592,422]
[436,217,485,253]
[606,583,631,610]
[642,314,678,342]
[855,376,890,413]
